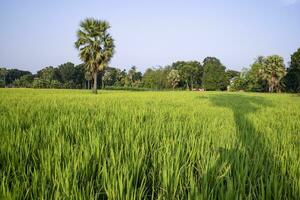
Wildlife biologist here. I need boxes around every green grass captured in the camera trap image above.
[0,88,299,199]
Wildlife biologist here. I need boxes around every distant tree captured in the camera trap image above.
[113,69,127,87]
[245,57,268,92]
[103,70,113,88]
[167,69,180,89]
[75,18,115,93]
[0,68,8,87]
[5,69,32,86]
[85,71,92,89]
[171,61,203,89]
[12,74,34,88]
[191,61,204,87]
[142,68,156,88]
[229,76,247,91]
[50,80,61,89]
[142,67,170,89]
[283,48,300,92]
[126,66,142,87]
[73,64,86,88]
[32,78,50,88]
[225,70,240,83]
[37,66,56,81]
[261,55,286,92]
[58,62,76,83]
[202,57,227,90]
[180,64,198,90]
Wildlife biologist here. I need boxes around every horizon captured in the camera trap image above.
[1,0,300,73]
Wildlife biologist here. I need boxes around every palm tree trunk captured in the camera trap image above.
[93,73,97,94]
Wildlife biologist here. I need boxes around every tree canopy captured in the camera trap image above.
[202,57,227,91]
[75,18,115,93]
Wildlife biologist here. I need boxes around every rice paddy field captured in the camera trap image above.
[0,88,300,199]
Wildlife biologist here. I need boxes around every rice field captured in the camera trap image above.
[0,88,300,199]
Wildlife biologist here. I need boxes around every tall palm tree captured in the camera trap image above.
[75,18,115,93]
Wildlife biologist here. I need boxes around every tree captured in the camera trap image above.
[5,69,32,86]
[114,69,127,87]
[180,64,197,90]
[171,61,203,90]
[202,57,227,90]
[103,70,113,88]
[32,78,50,88]
[58,62,76,83]
[75,18,115,93]
[245,57,268,92]
[283,48,300,92]
[142,68,156,88]
[142,67,170,89]
[85,71,92,89]
[126,66,142,87]
[261,55,286,92]
[73,64,86,88]
[167,69,180,89]
[225,70,240,83]
[0,68,8,87]
[229,76,247,91]
[37,66,56,81]
[13,74,34,88]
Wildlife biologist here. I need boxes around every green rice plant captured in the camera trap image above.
[0,89,299,199]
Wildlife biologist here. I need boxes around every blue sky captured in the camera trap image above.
[0,0,299,73]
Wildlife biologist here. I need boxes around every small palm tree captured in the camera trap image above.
[75,18,115,93]
[167,69,180,90]
[260,55,286,92]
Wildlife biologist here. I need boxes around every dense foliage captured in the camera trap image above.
[202,57,227,91]
[75,18,115,93]
[1,48,300,93]
[1,89,299,199]
[283,48,300,93]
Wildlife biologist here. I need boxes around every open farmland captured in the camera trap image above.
[0,89,300,199]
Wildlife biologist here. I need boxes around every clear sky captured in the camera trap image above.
[0,0,299,73]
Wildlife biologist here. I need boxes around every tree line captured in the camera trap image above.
[0,59,231,90]
[230,50,300,93]
[1,18,299,93]
[1,48,299,93]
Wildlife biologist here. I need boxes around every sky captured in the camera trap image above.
[0,0,299,73]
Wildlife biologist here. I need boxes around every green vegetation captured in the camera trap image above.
[283,48,300,93]
[0,17,299,93]
[2,47,300,93]
[75,18,115,94]
[1,89,299,199]
[202,57,227,91]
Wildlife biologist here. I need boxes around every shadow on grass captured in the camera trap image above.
[203,93,298,199]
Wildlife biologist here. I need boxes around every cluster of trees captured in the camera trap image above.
[1,49,299,93]
[1,17,299,93]
[229,48,300,93]
[0,59,236,91]
[0,62,86,89]
[1,48,300,93]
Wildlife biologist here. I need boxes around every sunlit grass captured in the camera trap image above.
[0,89,299,199]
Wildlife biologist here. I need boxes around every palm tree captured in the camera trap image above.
[260,55,286,92]
[75,18,115,93]
[167,69,180,90]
